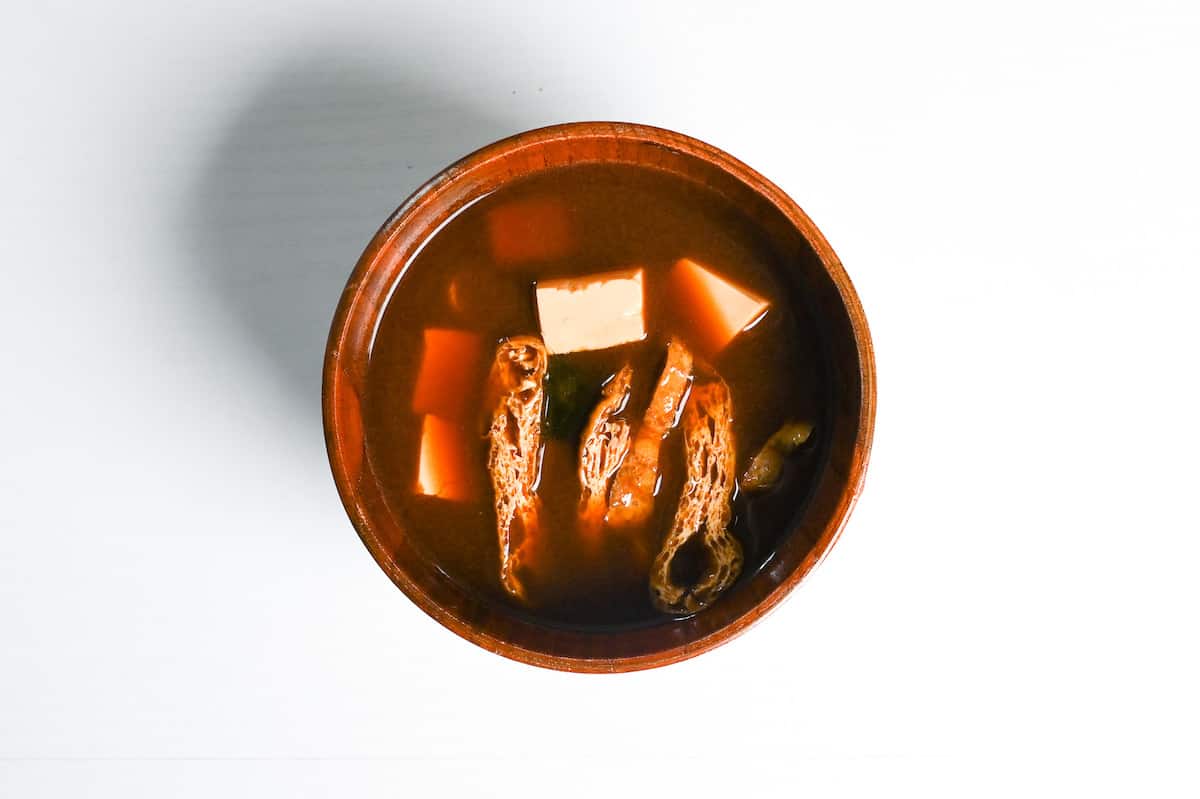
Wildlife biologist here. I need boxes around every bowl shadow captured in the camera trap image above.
[184,53,525,429]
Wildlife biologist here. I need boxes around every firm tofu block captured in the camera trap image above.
[487,198,573,264]
[535,268,646,355]
[411,328,483,419]
[415,415,475,502]
[669,258,769,355]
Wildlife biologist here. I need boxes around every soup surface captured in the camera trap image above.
[364,162,827,630]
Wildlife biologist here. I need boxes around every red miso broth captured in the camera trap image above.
[363,162,827,631]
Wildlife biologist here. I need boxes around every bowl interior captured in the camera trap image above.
[323,123,874,671]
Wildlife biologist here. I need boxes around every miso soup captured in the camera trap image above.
[363,162,827,631]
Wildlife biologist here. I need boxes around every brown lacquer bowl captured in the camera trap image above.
[323,122,875,672]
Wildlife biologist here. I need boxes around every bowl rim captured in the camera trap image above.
[323,121,876,672]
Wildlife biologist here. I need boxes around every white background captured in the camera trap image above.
[3,0,1198,795]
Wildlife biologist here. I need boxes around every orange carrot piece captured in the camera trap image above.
[487,198,573,264]
[668,258,769,356]
[415,415,475,502]
[411,328,484,420]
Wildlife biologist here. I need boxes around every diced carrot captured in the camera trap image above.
[411,328,483,419]
[668,258,769,356]
[415,415,475,502]
[487,198,573,264]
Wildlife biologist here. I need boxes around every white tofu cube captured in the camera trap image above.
[535,268,646,354]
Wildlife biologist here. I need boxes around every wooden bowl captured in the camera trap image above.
[323,122,875,672]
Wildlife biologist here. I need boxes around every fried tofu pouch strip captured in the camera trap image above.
[650,379,743,614]
[578,365,633,531]
[606,340,693,527]
[486,336,548,599]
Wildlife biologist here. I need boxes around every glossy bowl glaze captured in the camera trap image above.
[323,122,875,672]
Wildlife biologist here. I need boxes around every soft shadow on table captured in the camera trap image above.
[185,52,523,432]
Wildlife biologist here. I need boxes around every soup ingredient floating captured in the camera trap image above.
[606,340,694,527]
[488,198,574,265]
[741,421,815,492]
[650,379,743,614]
[411,328,484,419]
[535,268,647,355]
[415,415,475,502]
[669,257,769,356]
[543,359,591,440]
[578,365,634,532]
[486,336,549,599]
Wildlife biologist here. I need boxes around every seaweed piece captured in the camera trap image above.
[543,358,593,441]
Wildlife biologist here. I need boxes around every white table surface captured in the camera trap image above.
[3,1,1198,795]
